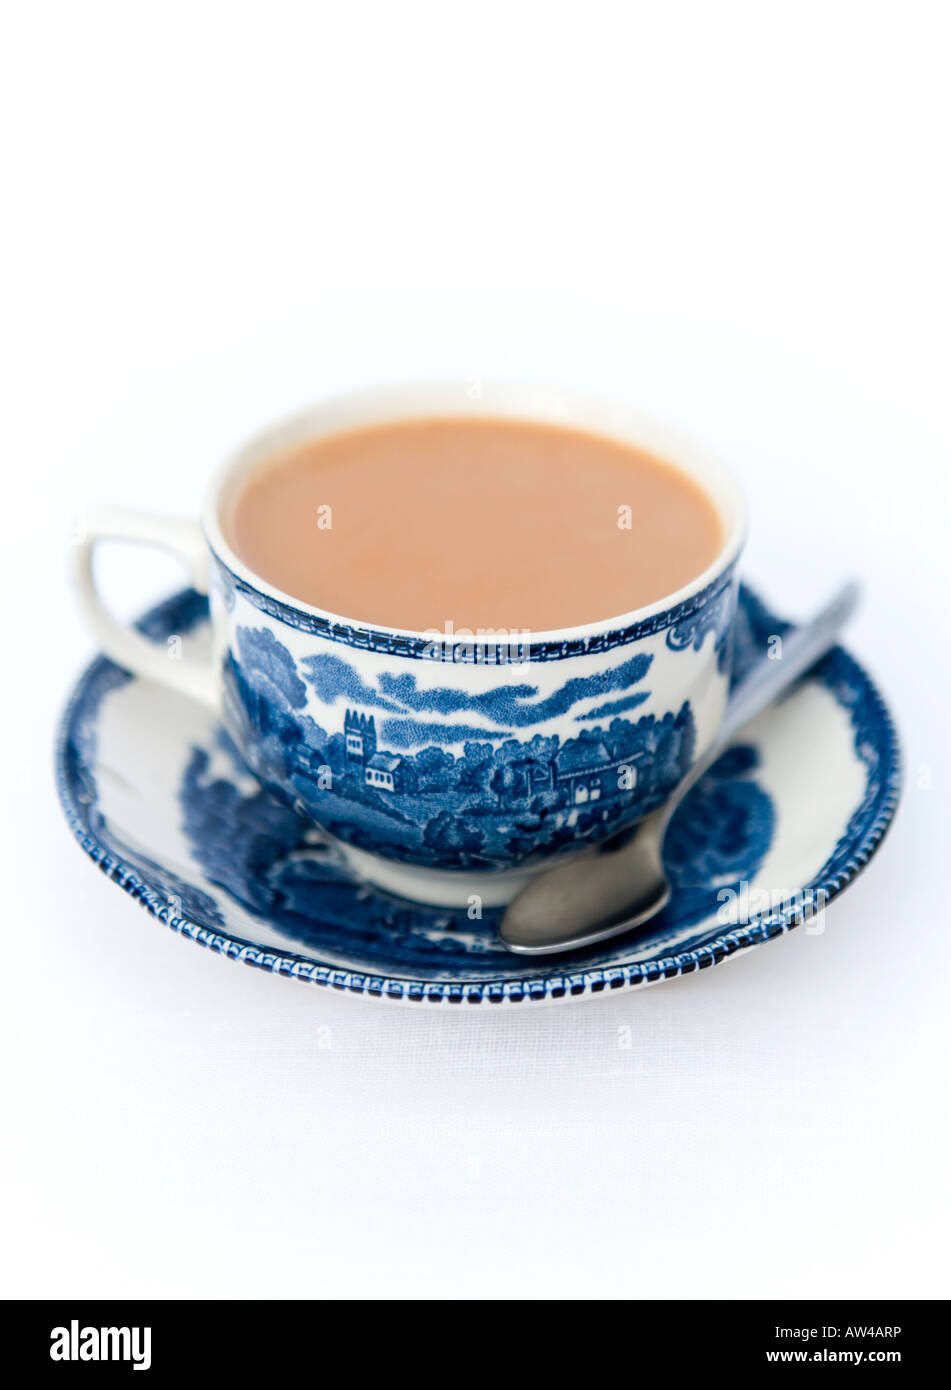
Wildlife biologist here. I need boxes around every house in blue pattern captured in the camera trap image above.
[551,740,637,805]
[365,751,405,792]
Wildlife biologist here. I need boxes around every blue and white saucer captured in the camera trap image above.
[56,585,901,1005]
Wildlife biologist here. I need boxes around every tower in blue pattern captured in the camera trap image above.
[344,709,377,767]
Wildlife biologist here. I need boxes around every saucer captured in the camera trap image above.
[56,585,901,1005]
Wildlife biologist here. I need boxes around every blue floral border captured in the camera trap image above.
[211,550,740,663]
[55,586,902,1006]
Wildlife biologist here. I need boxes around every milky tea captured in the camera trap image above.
[225,416,722,636]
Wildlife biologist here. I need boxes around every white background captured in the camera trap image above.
[1,1,949,1299]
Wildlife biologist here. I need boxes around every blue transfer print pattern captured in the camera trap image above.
[661,744,774,931]
[666,580,735,673]
[169,727,772,976]
[222,628,693,870]
[55,583,902,1001]
[210,551,740,663]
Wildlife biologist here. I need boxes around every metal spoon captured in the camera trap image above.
[499,582,861,955]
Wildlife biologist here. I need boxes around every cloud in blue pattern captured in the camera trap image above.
[300,649,652,735]
[381,718,510,748]
[300,652,404,713]
[576,691,651,721]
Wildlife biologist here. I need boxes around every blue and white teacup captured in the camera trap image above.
[72,382,746,905]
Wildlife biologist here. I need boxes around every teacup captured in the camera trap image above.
[71,382,746,906]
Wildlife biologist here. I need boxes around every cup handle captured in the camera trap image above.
[70,504,218,710]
